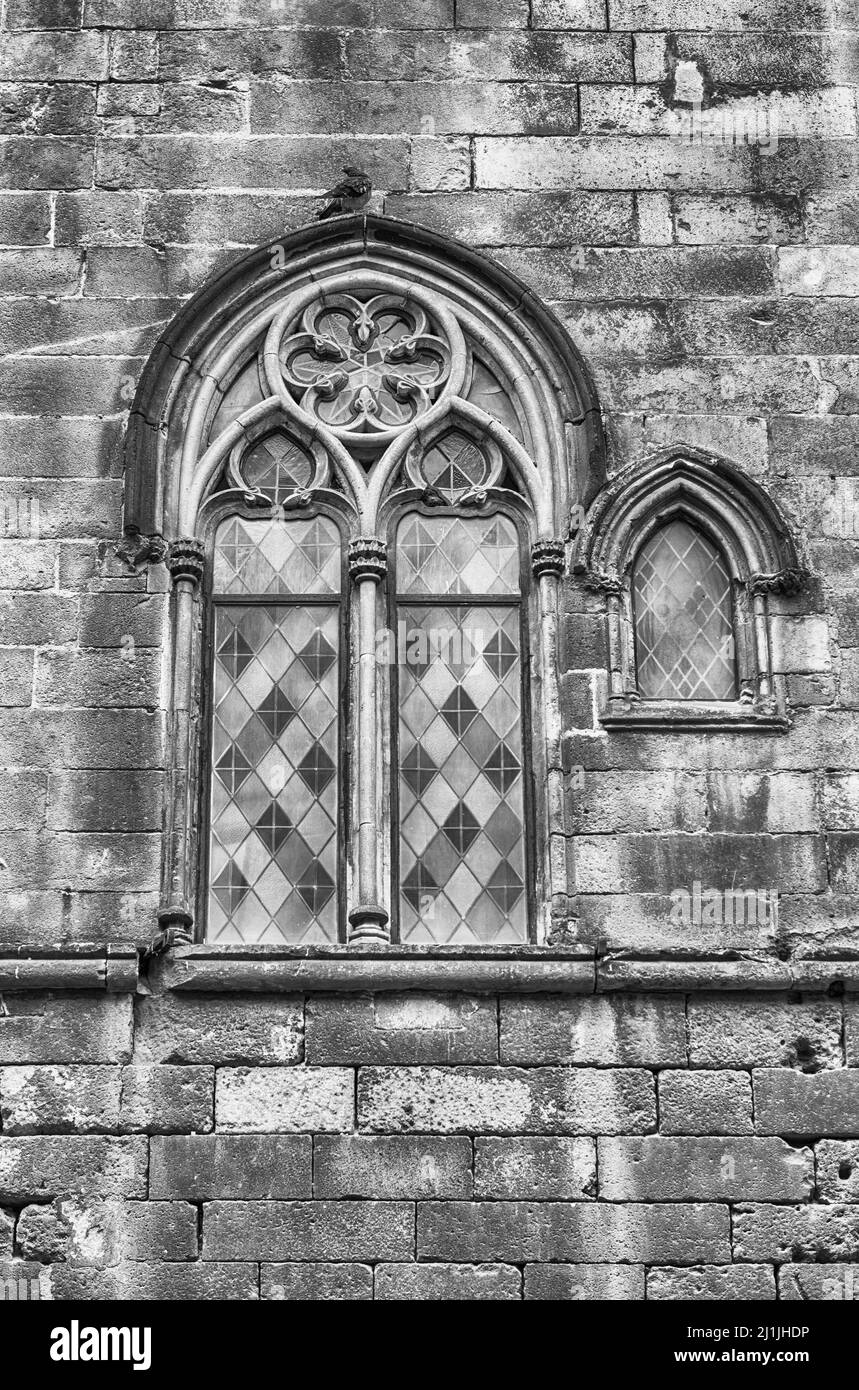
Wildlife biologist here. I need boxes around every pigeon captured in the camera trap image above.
[316,166,373,220]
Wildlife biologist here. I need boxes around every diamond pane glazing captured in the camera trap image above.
[213,516,340,595]
[208,604,339,944]
[398,604,527,944]
[422,432,488,502]
[242,432,313,501]
[633,520,737,701]
[397,515,520,596]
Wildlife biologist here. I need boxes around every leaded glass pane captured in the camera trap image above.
[397,514,520,596]
[213,516,340,596]
[242,432,313,501]
[423,432,488,502]
[398,603,527,945]
[633,520,737,701]
[466,359,525,442]
[208,604,339,943]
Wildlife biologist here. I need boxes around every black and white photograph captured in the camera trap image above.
[0,0,857,1353]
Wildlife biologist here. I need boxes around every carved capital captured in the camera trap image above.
[531,538,566,579]
[749,567,809,596]
[167,537,206,586]
[349,537,387,582]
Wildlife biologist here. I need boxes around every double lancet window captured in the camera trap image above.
[132,219,596,948]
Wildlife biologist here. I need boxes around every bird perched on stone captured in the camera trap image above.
[316,166,373,219]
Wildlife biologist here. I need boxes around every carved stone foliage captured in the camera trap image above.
[278,294,451,440]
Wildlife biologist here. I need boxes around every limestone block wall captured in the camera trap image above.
[0,0,857,1299]
[3,988,859,1300]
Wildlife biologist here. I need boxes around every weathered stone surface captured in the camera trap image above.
[119,1067,213,1134]
[754,1071,859,1136]
[418,1202,730,1263]
[17,1198,197,1265]
[358,1067,656,1134]
[261,1263,373,1301]
[779,1264,859,1300]
[842,1002,859,1064]
[375,1263,521,1300]
[597,1137,813,1202]
[0,1208,12,1257]
[216,1068,354,1133]
[151,1135,312,1200]
[816,1141,859,1202]
[688,997,843,1069]
[647,1266,776,1300]
[46,1261,258,1300]
[0,1065,121,1133]
[524,1263,645,1299]
[0,996,132,1065]
[314,1136,472,1198]
[500,995,686,1065]
[204,1202,414,1262]
[0,1137,147,1201]
[306,993,497,1065]
[474,1137,596,1199]
[134,995,303,1065]
[658,1071,754,1135]
[733,1204,859,1261]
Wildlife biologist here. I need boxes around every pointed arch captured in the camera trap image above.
[123,213,605,549]
[573,447,808,726]
[131,215,599,950]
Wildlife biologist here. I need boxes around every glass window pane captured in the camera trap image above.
[242,432,314,501]
[633,519,737,701]
[213,515,340,595]
[397,514,520,596]
[398,603,527,945]
[422,431,488,502]
[208,603,339,944]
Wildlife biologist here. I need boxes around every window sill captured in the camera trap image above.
[3,945,859,995]
[600,700,788,732]
[150,944,597,995]
[146,945,859,996]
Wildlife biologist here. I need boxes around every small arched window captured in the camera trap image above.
[574,451,807,730]
[632,520,737,702]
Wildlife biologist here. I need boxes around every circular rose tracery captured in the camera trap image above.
[279,294,451,439]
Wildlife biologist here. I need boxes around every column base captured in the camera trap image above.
[151,906,194,953]
[348,905,390,944]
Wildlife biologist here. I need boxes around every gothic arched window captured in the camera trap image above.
[126,216,603,950]
[574,451,807,730]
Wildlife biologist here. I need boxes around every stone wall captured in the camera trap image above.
[3,987,859,1300]
[0,0,858,1298]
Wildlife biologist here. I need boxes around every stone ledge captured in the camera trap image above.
[0,946,138,993]
[600,708,789,733]
[5,945,859,996]
[145,947,859,995]
[151,950,598,995]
